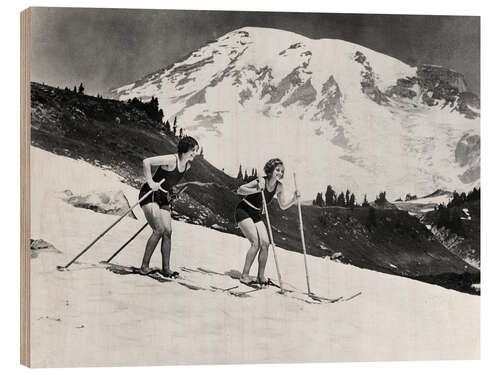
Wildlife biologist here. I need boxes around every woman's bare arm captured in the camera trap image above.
[276,183,300,210]
[143,154,176,189]
[237,178,263,196]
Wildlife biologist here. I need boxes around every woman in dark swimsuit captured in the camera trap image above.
[139,136,199,277]
[234,158,300,286]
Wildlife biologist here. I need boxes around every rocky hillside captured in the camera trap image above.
[422,199,480,269]
[393,190,480,270]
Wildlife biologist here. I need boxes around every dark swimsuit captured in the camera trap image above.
[234,179,278,224]
[139,156,188,210]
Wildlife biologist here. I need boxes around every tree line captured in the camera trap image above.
[236,165,258,182]
[63,82,86,95]
[447,187,480,207]
[127,96,164,123]
[60,84,202,156]
[126,97,198,151]
[434,187,480,236]
[312,185,372,208]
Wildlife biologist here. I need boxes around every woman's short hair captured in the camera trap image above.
[177,136,199,155]
[264,158,285,177]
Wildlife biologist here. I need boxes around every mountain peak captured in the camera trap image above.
[109,27,479,200]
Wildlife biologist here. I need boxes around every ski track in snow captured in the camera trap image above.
[29,147,479,367]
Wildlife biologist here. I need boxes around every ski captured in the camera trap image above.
[197,267,226,276]
[341,292,362,302]
[175,265,354,304]
[261,277,342,303]
[209,285,239,292]
[106,263,207,291]
[229,284,263,297]
[306,293,343,303]
[262,278,295,293]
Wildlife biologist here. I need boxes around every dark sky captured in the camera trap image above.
[31,7,480,96]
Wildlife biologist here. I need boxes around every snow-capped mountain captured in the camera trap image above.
[110,27,480,200]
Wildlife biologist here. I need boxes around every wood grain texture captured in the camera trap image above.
[20,7,31,368]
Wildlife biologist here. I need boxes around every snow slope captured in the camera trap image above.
[110,27,480,201]
[29,147,479,367]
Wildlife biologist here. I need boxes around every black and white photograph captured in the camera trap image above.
[20,5,480,368]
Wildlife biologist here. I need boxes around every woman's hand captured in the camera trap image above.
[294,190,301,200]
[149,181,161,191]
[257,177,266,191]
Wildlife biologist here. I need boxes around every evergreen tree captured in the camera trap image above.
[316,192,325,207]
[337,192,345,207]
[174,116,177,127]
[200,147,204,157]
[362,194,369,207]
[325,185,334,206]
[237,165,243,180]
[78,82,85,95]
[449,191,461,207]
[166,120,171,134]
[375,191,387,204]
[244,170,249,181]
[179,128,184,138]
[145,97,163,122]
[467,187,480,202]
[173,124,177,136]
[349,193,356,207]
[345,189,350,206]
[460,192,467,203]
[73,86,77,93]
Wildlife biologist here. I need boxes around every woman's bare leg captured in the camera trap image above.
[141,203,165,272]
[159,208,173,275]
[255,221,270,283]
[238,218,261,282]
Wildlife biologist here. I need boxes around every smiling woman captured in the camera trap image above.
[234,158,300,286]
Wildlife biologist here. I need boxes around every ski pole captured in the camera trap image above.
[294,172,312,295]
[158,184,189,198]
[57,178,165,271]
[260,188,285,294]
[102,223,148,264]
